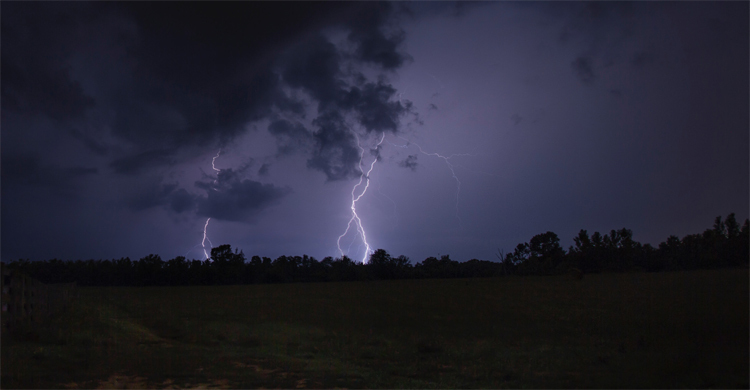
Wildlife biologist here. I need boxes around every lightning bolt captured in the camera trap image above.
[337,132,385,263]
[202,217,213,260]
[394,137,472,229]
[198,150,223,260]
[180,150,219,260]
[211,150,221,173]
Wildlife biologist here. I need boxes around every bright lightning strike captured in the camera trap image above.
[211,150,221,172]
[200,150,221,260]
[337,132,385,263]
[202,217,213,260]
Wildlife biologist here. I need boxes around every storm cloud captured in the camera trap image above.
[276,26,413,181]
[1,1,413,232]
[109,149,177,175]
[1,2,411,178]
[128,183,195,213]
[268,119,312,156]
[306,111,362,181]
[194,168,291,223]
[0,3,97,124]
[2,154,98,189]
[398,155,418,171]
[2,2,747,264]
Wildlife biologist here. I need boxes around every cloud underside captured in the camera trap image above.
[398,154,418,171]
[2,2,412,182]
[1,2,415,221]
[273,30,413,181]
[196,179,291,222]
[131,168,291,223]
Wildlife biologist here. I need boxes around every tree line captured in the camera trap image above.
[4,213,747,286]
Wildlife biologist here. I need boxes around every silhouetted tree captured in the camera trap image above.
[136,254,164,286]
[460,259,502,278]
[527,231,565,274]
[6,213,747,285]
[211,245,246,284]
[165,256,189,286]
[330,256,357,281]
[368,249,411,279]
[416,255,459,278]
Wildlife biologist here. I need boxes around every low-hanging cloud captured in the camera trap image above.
[306,111,362,181]
[268,119,313,156]
[126,164,291,222]
[194,168,291,222]
[128,183,194,213]
[398,154,418,171]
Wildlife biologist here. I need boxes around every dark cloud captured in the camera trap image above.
[67,167,99,176]
[169,188,196,214]
[346,2,410,69]
[258,163,270,177]
[428,103,438,111]
[2,1,748,265]
[109,149,176,175]
[401,2,490,20]
[1,58,95,124]
[447,1,492,18]
[398,154,418,171]
[553,2,635,45]
[0,3,95,124]
[110,2,355,149]
[279,33,411,133]
[126,160,288,220]
[194,168,291,222]
[107,64,297,152]
[268,119,312,156]
[306,111,362,181]
[343,81,411,133]
[2,154,98,189]
[571,56,595,84]
[699,4,749,54]
[1,3,97,123]
[114,2,410,177]
[3,2,413,182]
[280,34,343,108]
[631,51,654,68]
[300,80,411,180]
[69,126,112,156]
[276,25,412,181]
[3,2,410,174]
[129,183,195,213]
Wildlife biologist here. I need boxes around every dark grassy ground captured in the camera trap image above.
[2,269,748,388]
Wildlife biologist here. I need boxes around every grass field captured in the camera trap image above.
[2,269,748,388]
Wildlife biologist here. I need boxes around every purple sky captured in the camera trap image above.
[2,2,748,263]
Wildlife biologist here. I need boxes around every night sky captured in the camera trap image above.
[2,2,748,263]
